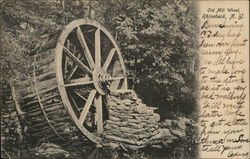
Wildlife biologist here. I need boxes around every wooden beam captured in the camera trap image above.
[107,76,125,81]
[103,48,116,71]
[67,65,78,79]
[76,26,95,70]
[63,46,92,74]
[67,52,84,80]
[95,28,101,67]
[64,39,70,77]
[79,90,96,124]
[95,95,103,134]
[64,76,93,87]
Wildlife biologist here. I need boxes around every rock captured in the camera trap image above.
[159,128,171,137]
[150,131,162,140]
[133,104,148,114]
[128,122,145,129]
[132,96,138,101]
[105,135,137,145]
[109,116,121,121]
[112,98,123,104]
[136,98,142,102]
[147,114,160,124]
[109,111,120,117]
[134,116,146,121]
[130,113,143,117]
[151,144,163,149]
[123,99,133,105]
[119,127,142,134]
[137,133,151,139]
[108,100,118,107]
[125,106,132,111]
[116,105,127,111]
[177,120,186,130]
[108,142,120,149]
[106,120,127,126]
[146,109,154,115]
[119,115,129,120]
[169,129,185,138]
[146,127,155,132]
[163,119,172,127]
[127,118,140,123]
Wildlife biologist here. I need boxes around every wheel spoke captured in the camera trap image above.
[77,26,95,70]
[64,76,93,87]
[94,95,103,134]
[107,76,125,81]
[66,53,83,80]
[69,93,80,110]
[79,90,96,124]
[95,28,101,67]
[103,48,116,71]
[63,46,92,74]
[73,90,96,108]
[64,40,70,77]
[67,65,78,80]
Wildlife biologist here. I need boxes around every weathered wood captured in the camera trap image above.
[25,116,70,127]
[21,89,59,106]
[103,48,116,71]
[79,90,96,124]
[25,105,63,118]
[24,100,62,112]
[21,85,58,101]
[31,123,66,132]
[76,26,95,70]
[95,95,103,134]
[21,94,60,109]
[12,19,128,146]
[95,28,101,67]
[26,108,66,120]
[63,46,92,74]
[27,102,63,114]
[14,71,56,90]
[15,80,57,98]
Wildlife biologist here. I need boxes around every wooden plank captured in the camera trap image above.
[95,28,101,67]
[64,40,70,78]
[95,95,103,134]
[63,46,92,74]
[64,76,93,87]
[21,94,60,109]
[67,65,78,79]
[110,61,123,90]
[27,102,62,114]
[103,48,116,71]
[78,90,96,124]
[76,26,95,70]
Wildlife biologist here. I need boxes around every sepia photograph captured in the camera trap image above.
[1,0,248,159]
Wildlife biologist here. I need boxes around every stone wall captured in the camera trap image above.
[1,83,24,153]
[103,90,195,150]
[103,90,161,149]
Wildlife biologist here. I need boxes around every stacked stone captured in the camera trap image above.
[1,83,24,150]
[103,90,160,149]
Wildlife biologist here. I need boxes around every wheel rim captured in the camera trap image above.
[55,19,127,144]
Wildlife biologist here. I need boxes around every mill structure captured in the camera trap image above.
[11,19,177,149]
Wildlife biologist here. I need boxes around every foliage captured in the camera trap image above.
[0,0,198,120]
[166,119,199,159]
[0,1,199,158]
[93,0,199,118]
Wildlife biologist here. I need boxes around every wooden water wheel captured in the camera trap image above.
[12,19,128,145]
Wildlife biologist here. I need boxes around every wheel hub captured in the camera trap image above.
[93,67,111,95]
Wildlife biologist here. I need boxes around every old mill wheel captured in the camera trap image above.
[12,19,127,145]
